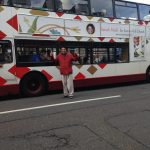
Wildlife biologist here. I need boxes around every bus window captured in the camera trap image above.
[78,48,90,64]
[55,0,63,12]
[0,0,7,5]
[15,40,56,67]
[61,0,89,15]
[31,0,54,11]
[59,42,91,65]
[0,41,13,64]
[92,42,115,64]
[0,0,12,6]
[68,47,90,65]
[12,0,31,7]
[39,47,56,61]
[109,48,115,63]
[139,4,150,21]
[92,48,108,64]
[115,1,138,20]
[0,0,3,5]
[90,0,113,17]
[115,43,129,63]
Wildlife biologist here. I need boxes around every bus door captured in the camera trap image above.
[0,40,16,84]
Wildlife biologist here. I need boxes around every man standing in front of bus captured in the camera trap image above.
[50,47,78,99]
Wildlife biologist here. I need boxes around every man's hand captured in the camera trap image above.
[74,49,79,56]
[49,51,53,57]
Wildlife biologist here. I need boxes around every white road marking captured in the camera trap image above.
[0,95,121,115]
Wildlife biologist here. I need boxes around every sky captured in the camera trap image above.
[124,0,150,4]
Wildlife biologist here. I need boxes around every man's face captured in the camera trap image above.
[60,48,67,55]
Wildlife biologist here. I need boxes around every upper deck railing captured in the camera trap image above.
[0,0,150,21]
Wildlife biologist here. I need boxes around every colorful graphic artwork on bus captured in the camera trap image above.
[18,15,65,35]
[18,14,100,37]
[86,24,95,34]
[18,14,146,38]
[133,37,145,58]
[130,36,145,61]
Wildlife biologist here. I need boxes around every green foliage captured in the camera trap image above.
[28,17,39,33]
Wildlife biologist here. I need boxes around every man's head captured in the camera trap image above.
[60,47,67,55]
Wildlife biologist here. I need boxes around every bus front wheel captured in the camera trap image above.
[20,72,47,97]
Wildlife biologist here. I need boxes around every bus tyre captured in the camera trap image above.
[146,67,150,83]
[20,73,47,97]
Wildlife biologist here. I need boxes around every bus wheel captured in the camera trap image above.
[20,72,47,97]
[146,67,150,83]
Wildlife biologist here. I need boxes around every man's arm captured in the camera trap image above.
[71,50,79,61]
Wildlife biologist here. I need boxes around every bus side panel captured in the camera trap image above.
[47,73,145,91]
[0,84,19,97]
[73,74,145,88]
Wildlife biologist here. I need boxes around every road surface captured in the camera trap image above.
[0,82,150,150]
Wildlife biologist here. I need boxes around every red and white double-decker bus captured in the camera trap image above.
[0,0,150,97]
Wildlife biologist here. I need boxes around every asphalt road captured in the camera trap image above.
[0,82,150,150]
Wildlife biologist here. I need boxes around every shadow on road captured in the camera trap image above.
[0,81,147,101]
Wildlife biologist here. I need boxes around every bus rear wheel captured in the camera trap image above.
[146,67,150,83]
[20,72,47,97]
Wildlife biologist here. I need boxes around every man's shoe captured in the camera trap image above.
[64,95,68,98]
[69,96,73,99]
